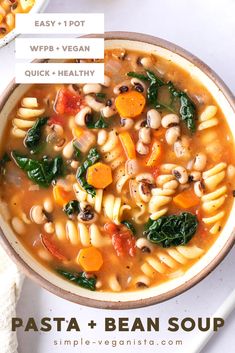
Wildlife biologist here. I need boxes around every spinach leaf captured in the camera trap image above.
[24,117,48,152]
[0,153,10,176]
[167,82,196,133]
[121,220,137,236]
[76,148,100,178]
[144,212,198,248]
[146,70,165,86]
[76,147,100,197]
[73,142,81,160]
[95,92,107,100]
[57,269,96,291]
[86,116,109,129]
[77,176,96,197]
[63,200,80,218]
[127,72,150,81]
[12,151,64,187]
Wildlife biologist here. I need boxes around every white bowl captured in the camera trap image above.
[0,32,234,309]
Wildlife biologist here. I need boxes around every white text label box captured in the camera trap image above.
[15,63,104,84]
[15,13,104,34]
[15,38,104,59]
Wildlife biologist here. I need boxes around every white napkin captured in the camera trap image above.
[0,245,24,353]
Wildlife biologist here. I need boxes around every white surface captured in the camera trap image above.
[0,0,234,352]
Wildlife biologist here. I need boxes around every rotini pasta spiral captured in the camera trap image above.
[99,129,126,170]
[198,105,218,131]
[149,164,179,220]
[141,245,204,277]
[12,97,45,138]
[54,221,111,247]
[201,163,227,234]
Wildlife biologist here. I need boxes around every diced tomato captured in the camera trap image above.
[112,231,136,257]
[55,88,83,115]
[104,223,136,257]
[40,234,67,261]
[104,222,119,235]
[48,114,65,127]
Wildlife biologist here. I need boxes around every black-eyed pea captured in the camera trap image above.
[193,153,207,171]
[130,77,146,93]
[140,57,152,68]
[136,237,154,253]
[161,114,180,128]
[102,75,111,87]
[194,181,204,197]
[43,198,54,213]
[62,140,74,159]
[83,83,102,95]
[189,171,202,182]
[75,106,91,126]
[165,126,180,145]
[71,160,79,169]
[113,80,131,95]
[85,95,105,112]
[172,166,188,184]
[30,206,47,225]
[101,104,117,118]
[135,276,151,288]
[97,129,108,145]
[139,127,151,144]
[44,222,55,234]
[134,119,147,130]
[147,109,161,129]
[11,217,26,235]
[120,118,134,131]
[136,141,149,155]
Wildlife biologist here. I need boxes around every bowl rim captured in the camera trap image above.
[0,31,234,309]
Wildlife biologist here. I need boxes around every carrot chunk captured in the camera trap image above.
[115,91,146,118]
[119,131,136,159]
[146,140,162,167]
[173,189,200,209]
[53,185,73,206]
[78,247,103,272]
[86,162,113,189]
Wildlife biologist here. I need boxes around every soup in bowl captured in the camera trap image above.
[0,33,234,308]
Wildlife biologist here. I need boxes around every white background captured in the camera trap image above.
[0,0,234,352]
